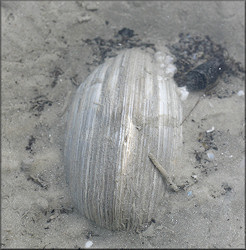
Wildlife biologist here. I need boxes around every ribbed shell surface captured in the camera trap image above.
[64,48,183,231]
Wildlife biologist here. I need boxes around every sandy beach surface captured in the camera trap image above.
[2,1,245,248]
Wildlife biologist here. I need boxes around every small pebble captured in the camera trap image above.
[85,241,93,248]
[86,3,98,11]
[49,214,58,220]
[192,53,197,60]
[206,126,215,133]
[207,151,215,161]
[187,191,192,196]
[237,90,244,96]
[77,15,91,23]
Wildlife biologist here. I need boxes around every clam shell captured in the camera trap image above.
[64,48,183,230]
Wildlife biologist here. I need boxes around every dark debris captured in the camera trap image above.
[25,135,36,153]
[27,174,48,189]
[167,33,245,93]
[193,130,221,175]
[198,130,218,151]
[118,27,135,39]
[29,95,52,117]
[50,67,64,88]
[83,27,156,65]
[85,230,99,239]
[221,183,232,194]
[59,206,74,214]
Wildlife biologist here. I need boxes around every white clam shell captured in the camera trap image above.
[64,48,183,230]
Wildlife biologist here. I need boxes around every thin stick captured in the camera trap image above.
[148,153,179,192]
[180,94,203,126]
[58,90,72,117]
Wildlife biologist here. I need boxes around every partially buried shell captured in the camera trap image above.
[64,48,183,231]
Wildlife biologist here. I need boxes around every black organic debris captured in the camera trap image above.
[83,28,156,65]
[168,33,245,92]
[25,135,36,153]
[182,56,226,91]
[30,95,52,116]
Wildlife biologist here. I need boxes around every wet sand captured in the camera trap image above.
[2,1,245,248]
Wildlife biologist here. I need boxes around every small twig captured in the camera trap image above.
[148,153,179,192]
[43,243,51,249]
[58,90,72,117]
[180,80,220,127]
[70,76,80,86]
[27,174,48,189]
[180,94,204,126]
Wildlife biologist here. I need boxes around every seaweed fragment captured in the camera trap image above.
[182,56,226,91]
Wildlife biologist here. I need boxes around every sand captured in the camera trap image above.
[2,1,245,248]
